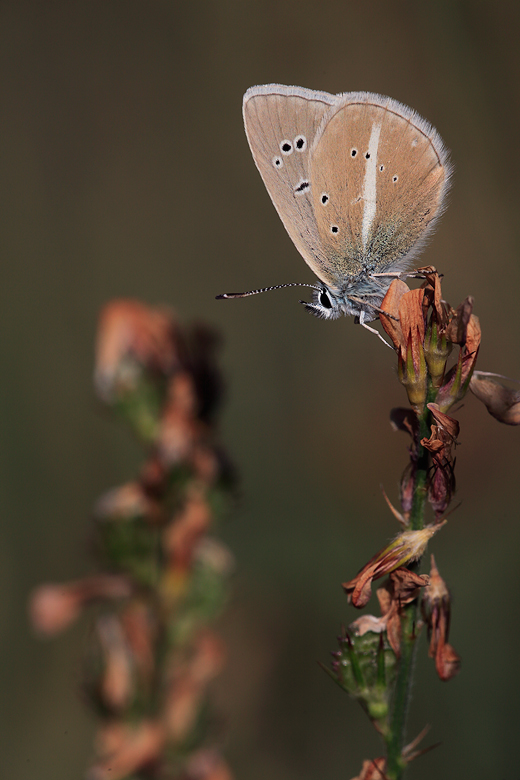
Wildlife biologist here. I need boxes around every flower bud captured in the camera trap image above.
[423,317,452,387]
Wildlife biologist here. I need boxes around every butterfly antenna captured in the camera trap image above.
[216,282,321,300]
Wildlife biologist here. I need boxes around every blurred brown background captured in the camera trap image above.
[1,1,520,778]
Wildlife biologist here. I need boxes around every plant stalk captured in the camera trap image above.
[385,402,432,779]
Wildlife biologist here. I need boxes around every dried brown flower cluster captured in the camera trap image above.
[329,269,518,776]
[30,300,235,780]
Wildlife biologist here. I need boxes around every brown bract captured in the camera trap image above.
[470,371,520,425]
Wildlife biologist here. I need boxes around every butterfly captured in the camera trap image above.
[218,84,451,336]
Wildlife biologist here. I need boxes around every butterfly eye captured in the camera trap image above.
[272,156,283,169]
[319,291,332,309]
[280,139,293,155]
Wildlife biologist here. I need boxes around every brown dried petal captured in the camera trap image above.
[429,270,447,327]
[435,640,461,681]
[121,601,157,682]
[184,749,234,780]
[390,408,418,437]
[88,721,165,780]
[376,586,392,616]
[163,488,213,573]
[157,372,201,465]
[470,371,520,425]
[380,280,409,351]
[346,569,375,609]
[427,460,456,518]
[94,482,163,524]
[386,609,402,657]
[343,528,441,608]
[424,554,449,604]
[420,424,445,454]
[389,569,430,602]
[399,288,426,364]
[349,758,387,780]
[95,300,182,402]
[164,631,225,743]
[427,404,460,440]
[30,575,133,635]
[446,297,474,345]
[96,615,134,711]
[465,314,481,356]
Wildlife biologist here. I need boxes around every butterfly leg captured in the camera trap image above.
[358,311,394,349]
[370,266,439,281]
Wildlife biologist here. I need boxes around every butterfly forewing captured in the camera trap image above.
[242,85,339,287]
[310,93,451,284]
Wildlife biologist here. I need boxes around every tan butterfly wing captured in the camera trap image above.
[243,85,340,288]
[309,93,451,283]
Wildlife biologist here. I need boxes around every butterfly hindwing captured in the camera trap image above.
[309,93,451,280]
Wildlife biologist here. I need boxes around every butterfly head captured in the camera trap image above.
[299,286,344,320]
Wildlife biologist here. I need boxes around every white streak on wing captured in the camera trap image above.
[361,122,382,250]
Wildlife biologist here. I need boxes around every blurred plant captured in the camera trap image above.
[30,300,235,780]
[324,270,519,780]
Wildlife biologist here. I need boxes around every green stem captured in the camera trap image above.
[385,400,433,779]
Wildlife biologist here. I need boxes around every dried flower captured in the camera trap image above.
[421,404,459,517]
[380,281,429,409]
[164,630,226,743]
[421,555,461,681]
[30,575,133,635]
[349,757,387,780]
[94,300,182,403]
[88,720,165,780]
[470,371,520,425]
[435,299,481,412]
[342,526,442,608]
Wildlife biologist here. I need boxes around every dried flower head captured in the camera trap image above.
[342,526,442,608]
[421,555,461,681]
[95,300,182,403]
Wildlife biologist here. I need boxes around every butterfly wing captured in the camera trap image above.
[243,84,341,289]
[309,92,452,283]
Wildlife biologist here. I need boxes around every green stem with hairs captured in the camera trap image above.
[384,397,433,780]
